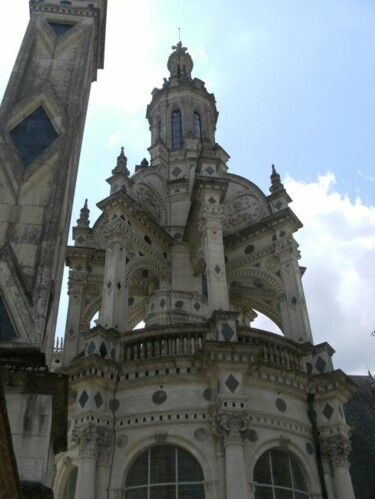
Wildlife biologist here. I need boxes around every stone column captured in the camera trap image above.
[96,427,113,499]
[213,413,250,499]
[215,438,226,499]
[63,271,86,365]
[100,219,128,333]
[199,204,229,312]
[274,236,312,343]
[75,425,98,499]
[322,435,356,499]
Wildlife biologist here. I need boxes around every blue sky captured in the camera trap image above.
[1,1,374,373]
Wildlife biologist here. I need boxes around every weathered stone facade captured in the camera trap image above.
[54,43,358,499]
[0,0,107,493]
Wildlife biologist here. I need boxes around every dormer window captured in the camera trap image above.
[172,110,182,149]
[193,111,202,141]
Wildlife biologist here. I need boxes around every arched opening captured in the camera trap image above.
[252,312,283,335]
[193,111,202,141]
[90,310,99,329]
[62,466,78,499]
[172,110,182,149]
[254,448,308,498]
[125,445,205,498]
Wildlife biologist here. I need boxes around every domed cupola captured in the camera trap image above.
[146,41,219,159]
[167,41,193,81]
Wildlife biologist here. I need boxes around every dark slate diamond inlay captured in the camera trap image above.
[99,342,108,358]
[194,302,201,311]
[94,391,103,408]
[275,200,283,210]
[172,166,182,177]
[79,390,89,408]
[0,297,16,339]
[128,297,134,306]
[323,403,334,420]
[291,296,298,305]
[225,374,239,393]
[206,166,214,175]
[175,300,184,309]
[222,322,235,341]
[315,356,326,374]
[214,264,221,274]
[49,22,74,35]
[160,299,166,308]
[10,106,58,166]
[208,196,216,204]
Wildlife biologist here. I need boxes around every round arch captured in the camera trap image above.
[246,438,318,496]
[111,433,213,492]
[123,444,205,498]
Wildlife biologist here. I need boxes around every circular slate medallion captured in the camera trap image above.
[244,429,258,442]
[275,398,287,413]
[117,434,129,448]
[306,442,314,455]
[194,428,209,441]
[152,390,167,405]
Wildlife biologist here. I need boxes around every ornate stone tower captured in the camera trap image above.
[0,1,107,494]
[0,0,107,358]
[56,43,357,499]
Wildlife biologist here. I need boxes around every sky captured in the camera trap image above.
[0,1,374,374]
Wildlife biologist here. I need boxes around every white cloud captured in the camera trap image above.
[284,173,375,374]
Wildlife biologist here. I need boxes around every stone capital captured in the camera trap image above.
[212,412,250,444]
[321,434,351,468]
[68,272,87,295]
[75,425,99,460]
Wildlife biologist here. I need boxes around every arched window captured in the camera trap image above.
[254,449,308,498]
[193,112,202,141]
[172,110,182,149]
[125,445,205,498]
[62,466,78,499]
[157,118,162,139]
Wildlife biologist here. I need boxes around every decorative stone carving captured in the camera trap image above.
[212,412,250,444]
[76,425,99,459]
[68,272,87,295]
[321,434,351,468]
[97,427,113,465]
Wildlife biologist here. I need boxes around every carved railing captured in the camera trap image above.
[237,326,303,371]
[123,328,205,362]
[121,324,304,371]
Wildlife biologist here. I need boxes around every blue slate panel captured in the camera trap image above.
[10,106,59,166]
[49,22,74,36]
[0,297,16,338]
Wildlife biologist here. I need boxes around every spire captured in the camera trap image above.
[269,164,284,193]
[76,199,90,227]
[112,147,130,177]
[167,41,193,80]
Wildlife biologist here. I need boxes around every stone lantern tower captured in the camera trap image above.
[56,43,357,499]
